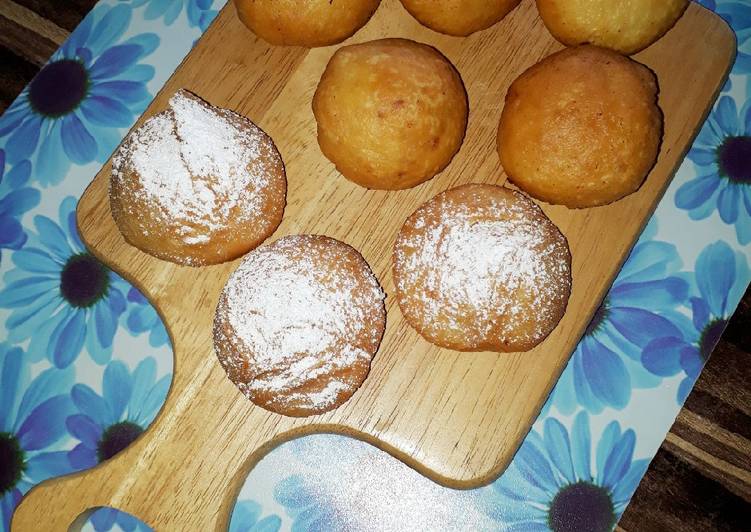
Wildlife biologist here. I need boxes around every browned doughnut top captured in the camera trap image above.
[399,0,521,37]
[214,235,386,417]
[497,45,662,208]
[312,38,468,190]
[536,0,689,55]
[233,0,382,48]
[393,184,571,352]
[111,90,286,266]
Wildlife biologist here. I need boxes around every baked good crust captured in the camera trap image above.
[233,0,382,47]
[399,0,521,37]
[497,45,662,209]
[392,184,571,352]
[313,38,468,190]
[536,0,690,55]
[214,235,386,417]
[110,90,286,266]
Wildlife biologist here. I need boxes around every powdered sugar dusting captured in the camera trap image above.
[394,185,570,350]
[111,90,278,254]
[214,235,386,415]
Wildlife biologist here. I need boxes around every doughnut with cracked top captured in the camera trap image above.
[214,234,386,417]
[392,184,571,352]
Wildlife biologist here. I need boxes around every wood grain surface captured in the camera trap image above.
[1,1,749,531]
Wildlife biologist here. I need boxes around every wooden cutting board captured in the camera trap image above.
[13,0,735,530]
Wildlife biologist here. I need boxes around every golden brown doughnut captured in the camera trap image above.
[497,45,662,208]
[536,0,689,55]
[393,184,571,352]
[214,235,386,417]
[399,0,521,36]
[233,0,381,47]
[111,90,286,266]
[312,38,468,190]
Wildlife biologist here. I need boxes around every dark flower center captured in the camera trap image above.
[0,432,25,496]
[717,136,751,184]
[548,481,616,532]
[585,299,609,337]
[28,59,89,118]
[60,253,110,308]
[97,421,143,462]
[699,318,728,361]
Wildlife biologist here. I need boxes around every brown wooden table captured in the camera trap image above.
[1,1,748,530]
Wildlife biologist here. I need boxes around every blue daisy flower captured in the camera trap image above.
[86,507,152,532]
[697,1,751,74]
[124,288,170,348]
[676,96,751,244]
[0,3,157,186]
[0,151,39,260]
[1,343,75,530]
[484,411,650,531]
[129,0,219,31]
[186,0,220,31]
[274,475,340,531]
[548,221,689,414]
[66,357,169,471]
[642,240,749,403]
[229,499,282,532]
[0,196,129,368]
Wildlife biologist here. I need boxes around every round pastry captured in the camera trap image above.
[111,90,286,266]
[536,0,689,55]
[399,0,521,36]
[312,38,468,190]
[214,235,386,417]
[393,184,571,352]
[233,0,382,47]
[497,45,662,208]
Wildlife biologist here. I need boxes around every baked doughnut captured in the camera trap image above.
[111,90,286,266]
[536,0,689,55]
[233,0,381,47]
[399,0,521,36]
[393,184,571,352]
[313,38,468,190]
[214,235,386,417]
[497,45,662,208]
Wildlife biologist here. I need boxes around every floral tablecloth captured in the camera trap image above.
[0,1,749,531]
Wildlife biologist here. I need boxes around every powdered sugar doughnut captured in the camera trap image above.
[393,184,571,352]
[213,235,386,417]
[110,90,286,266]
